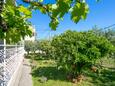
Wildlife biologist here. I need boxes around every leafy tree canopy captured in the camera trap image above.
[51,30,114,76]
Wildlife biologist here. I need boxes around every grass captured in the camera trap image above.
[31,58,115,86]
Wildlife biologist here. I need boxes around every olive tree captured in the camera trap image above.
[24,41,38,54]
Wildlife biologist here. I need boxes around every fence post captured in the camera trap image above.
[3,38,6,86]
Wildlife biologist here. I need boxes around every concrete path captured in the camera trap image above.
[18,59,33,86]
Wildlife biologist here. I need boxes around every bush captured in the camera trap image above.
[51,30,114,80]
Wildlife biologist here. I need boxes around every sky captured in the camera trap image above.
[17,0,115,39]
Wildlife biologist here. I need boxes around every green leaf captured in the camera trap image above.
[72,16,80,23]
[60,18,64,21]
[39,7,47,14]
[1,4,32,43]
[49,19,59,30]
[18,6,32,17]
[71,2,89,23]
[39,0,43,2]
[52,4,57,9]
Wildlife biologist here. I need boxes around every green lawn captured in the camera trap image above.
[31,58,115,86]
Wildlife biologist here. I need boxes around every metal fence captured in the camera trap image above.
[0,45,25,86]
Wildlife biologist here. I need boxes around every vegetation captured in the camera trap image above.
[0,0,98,42]
[32,58,115,86]
[24,41,38,54]
[23,28,115,86]
[24,29,115,85]
[92,27,115,58]
[92,27,115,46]
[0,0,32,43]
[23,0,90,30]
[24,40,55,60]
[0,0,114,86]
[37,40,55,59]
[51,30,114,82]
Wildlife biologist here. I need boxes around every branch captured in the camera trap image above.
[22,0,55,20]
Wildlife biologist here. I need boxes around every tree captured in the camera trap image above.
[24,41,38,54]
[51,30,114,82]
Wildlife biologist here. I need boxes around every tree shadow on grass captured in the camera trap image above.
[31,66,68,82]
[85,67,115,86]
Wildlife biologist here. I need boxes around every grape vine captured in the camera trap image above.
[0,0,8,32]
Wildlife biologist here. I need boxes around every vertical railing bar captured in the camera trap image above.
[3,36,6,86]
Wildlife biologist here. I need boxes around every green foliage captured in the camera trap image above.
[71,2,89,23]
[6,0,15,6]
[104,29,115,45]
[51,30,114,76]
[0,2,32,43]
[92,27,115,58]
[24,41,38,54]
[0,0,98,43]
[38,40,55,59]
[92,26,115,44]
[23,0,92,30]
[18,5,32,18]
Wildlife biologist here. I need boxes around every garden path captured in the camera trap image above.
[18,59,33,86]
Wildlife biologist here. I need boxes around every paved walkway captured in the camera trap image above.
[18,59,33,86]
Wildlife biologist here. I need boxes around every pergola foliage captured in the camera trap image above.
[0,0,32,43]
[0,0,98,42]
[23,0,89,30]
